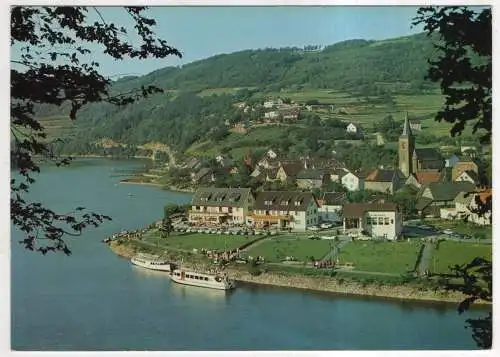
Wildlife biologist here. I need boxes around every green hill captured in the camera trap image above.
[30,32,486,161]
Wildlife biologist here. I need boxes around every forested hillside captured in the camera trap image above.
[110,33,438,94]
[35,32,455,158]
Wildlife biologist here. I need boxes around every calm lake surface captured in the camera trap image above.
[11,159,488,351]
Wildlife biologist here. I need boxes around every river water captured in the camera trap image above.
[11,159,488,351]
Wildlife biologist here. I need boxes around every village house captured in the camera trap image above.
[342,202,402,240]
[454,170,479,185]
[233,101,246,109]
[444,189,492,226]
[264,111,280,120]
[263,98,283,109]
[255,149,280,169]
[303,156,345,170]
[250,167,279,182]
[249,191,319,231]
[415,181,476,217]
[256,155,280,169]
[404,174,421,190]
[276,161,304,183]
[414,171,443,186]
[409,119,422,131]
[329,168,348,183]
[346,123,360,134]
[445,154,460,168]
[267,149,278,159]
[466,189,492,226]
[191,167,215,184]
[317,192,346,223]
[279,108,300,121]
[231,122,248,134]
[461,145,478,155]
[364,169,404,194]
[296,169,330,190]
[412,148,445,172]
[452,160,479,181]
[341,170,364,191]
[188,187,254,224]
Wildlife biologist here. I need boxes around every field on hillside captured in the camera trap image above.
[183,88,477,156]
[14,115,77,142]
[186,124,297,158]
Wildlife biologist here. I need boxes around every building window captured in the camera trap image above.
[372,218,377,225]
[391,219,394,224]
[378,217,384,225]
[384,217,390,225]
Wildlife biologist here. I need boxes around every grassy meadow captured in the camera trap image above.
[245,237,332,263]
[430,241,492,274]
[337,241,422,274]
[143,230,253,251]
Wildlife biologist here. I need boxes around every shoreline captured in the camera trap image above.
[119,179,195,193]
[107,240,488,305]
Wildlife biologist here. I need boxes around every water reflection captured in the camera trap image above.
[131,265,171,279]
[170,283,234,302]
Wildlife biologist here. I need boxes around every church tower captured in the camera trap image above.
[398,112,414,177]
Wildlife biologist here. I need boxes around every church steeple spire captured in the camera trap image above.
[401,111,412,137]
[398,112,414,177]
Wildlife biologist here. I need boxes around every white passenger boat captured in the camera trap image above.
[169,269,236,290]
[131,253,175,272]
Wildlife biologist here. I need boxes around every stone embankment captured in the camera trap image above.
[108,240,485,304]
[226,270,469,304]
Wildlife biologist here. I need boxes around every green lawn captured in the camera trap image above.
[426,219,492,240]
[431,241,492,274]
[143,230,252,251]
[245,237,332,262]
[338,241,422,274]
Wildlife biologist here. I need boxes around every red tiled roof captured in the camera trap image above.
[476,189,492,204]
[415,171,441,185]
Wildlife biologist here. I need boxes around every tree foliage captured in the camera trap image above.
[414,6,492,349]
[10,6,181,254]
[413,6,491,143]
[442,258,492,349]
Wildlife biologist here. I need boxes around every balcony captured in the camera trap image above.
[250,214,292,221]
[189,210,229,217]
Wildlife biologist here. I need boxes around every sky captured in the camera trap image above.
[87,6,424,78]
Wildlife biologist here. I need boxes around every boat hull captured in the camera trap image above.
[131,257,173,272]
[170,270,236,290]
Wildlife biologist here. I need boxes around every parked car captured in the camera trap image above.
[442,229,454,235]
[320,223,333,229]
[307,226,320,231]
